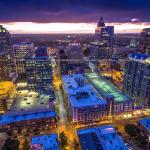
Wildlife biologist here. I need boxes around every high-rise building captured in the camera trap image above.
[139,28,150,54]
[0,25,16,81]
[13,42,34,75]
[25,47,53,94]
[0,52,9,80]
[95,17,114,59]
[123,53,150,108]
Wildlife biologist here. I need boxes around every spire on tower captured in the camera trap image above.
[97,16,105,27]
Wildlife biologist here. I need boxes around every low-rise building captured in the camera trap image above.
[78,125,127,150]
[86,73,134,115]
[138,118,150,137]
[62,74,108,124]
[31,133,60,150]
[0,109,57,132]
[0,81,16,113]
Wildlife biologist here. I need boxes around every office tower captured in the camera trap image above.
[13,42,34,75]
[123,53,150,108]
[139,28,150,54]
[56,49,69,74]
[0,52,9,80]
[95,17,114,59]
[25,47,53,94]
[0,25,16,81]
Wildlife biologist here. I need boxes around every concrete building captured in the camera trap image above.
[139,28,150,54]
[13,42,34,75]
[0,109,57,131]
[95,17,114,59]
[0,81,15,113]
[31,134,60,150]
[123,53,150,108]
[62,74,108,124]
[78,125,127,150]
[25,47,53,94]
[138,118,150,138]
[86,73,134,115]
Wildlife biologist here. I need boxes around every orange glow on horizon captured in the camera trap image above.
[1,22,150,34]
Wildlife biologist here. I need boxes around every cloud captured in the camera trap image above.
[0,0,150,23]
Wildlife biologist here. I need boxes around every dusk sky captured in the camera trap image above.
[1,0,150,34]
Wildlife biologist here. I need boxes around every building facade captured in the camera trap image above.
[139,28,150,54]
[123,53,150,108]
[13,42,34,75]
[95,17,114,59]
[62,74,108,124]
[25,47,53,94]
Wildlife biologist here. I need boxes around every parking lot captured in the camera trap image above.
[9,90,50,112]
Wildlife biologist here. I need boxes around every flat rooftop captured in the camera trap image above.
[31,134,59,150]
[10,91,51,112]
[85,73,133,103]
[0,109,56,126]
[78,125,127,150]
[139,118,150,132]
[62,74,107,108]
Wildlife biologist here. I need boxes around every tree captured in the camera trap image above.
[2,138,20,150]
[59,132,67,147]
[83,47,90,57]
[23,139,30,150]
[125,124,138,137]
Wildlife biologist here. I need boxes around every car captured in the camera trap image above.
[25,95,28,97]
[24,98,27,101]
[26,102,30,104]
[40,102,44,104]
[29,95,32,97]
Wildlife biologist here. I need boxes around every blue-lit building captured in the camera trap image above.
[62,74,108,124]
[123,53,150,108]
[95,17,114,59]
[31,133,60,150]
[25,47,53,94]
[78,125,127,150]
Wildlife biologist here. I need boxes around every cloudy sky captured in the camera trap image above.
[0,0,150,34]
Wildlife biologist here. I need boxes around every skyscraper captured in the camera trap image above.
[123,53,150,108]
[0,25,16,81]
[95,17,114,59]
[139,28,150,55]
[25,47,53,94]
[13,42,34,75]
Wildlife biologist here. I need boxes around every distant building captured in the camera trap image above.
[0,25,16,81]
[62,74,108,124]
[86,73,134,115]
[57,44,90,75]
[139,28,150,54]
[13,42,34,75]
[31,134,60,150]
[25,47,53,94]
[123,53,150,108]
[95,17,114,59]
[78,125,127,150]
[138,118,150,138]
[0,52,9,80]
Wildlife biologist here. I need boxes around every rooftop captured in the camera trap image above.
[0,81,15,96]
[128,53,150,64]
[62,74,107,108]
[85,73,133,103]
[10,91,51,112]
[78,125,127,150]
[0,109,56,126]
[31,134,59,150]
[139,118,150,132]
[13,42,34,47]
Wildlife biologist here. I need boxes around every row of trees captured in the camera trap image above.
[2,138,30,150]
